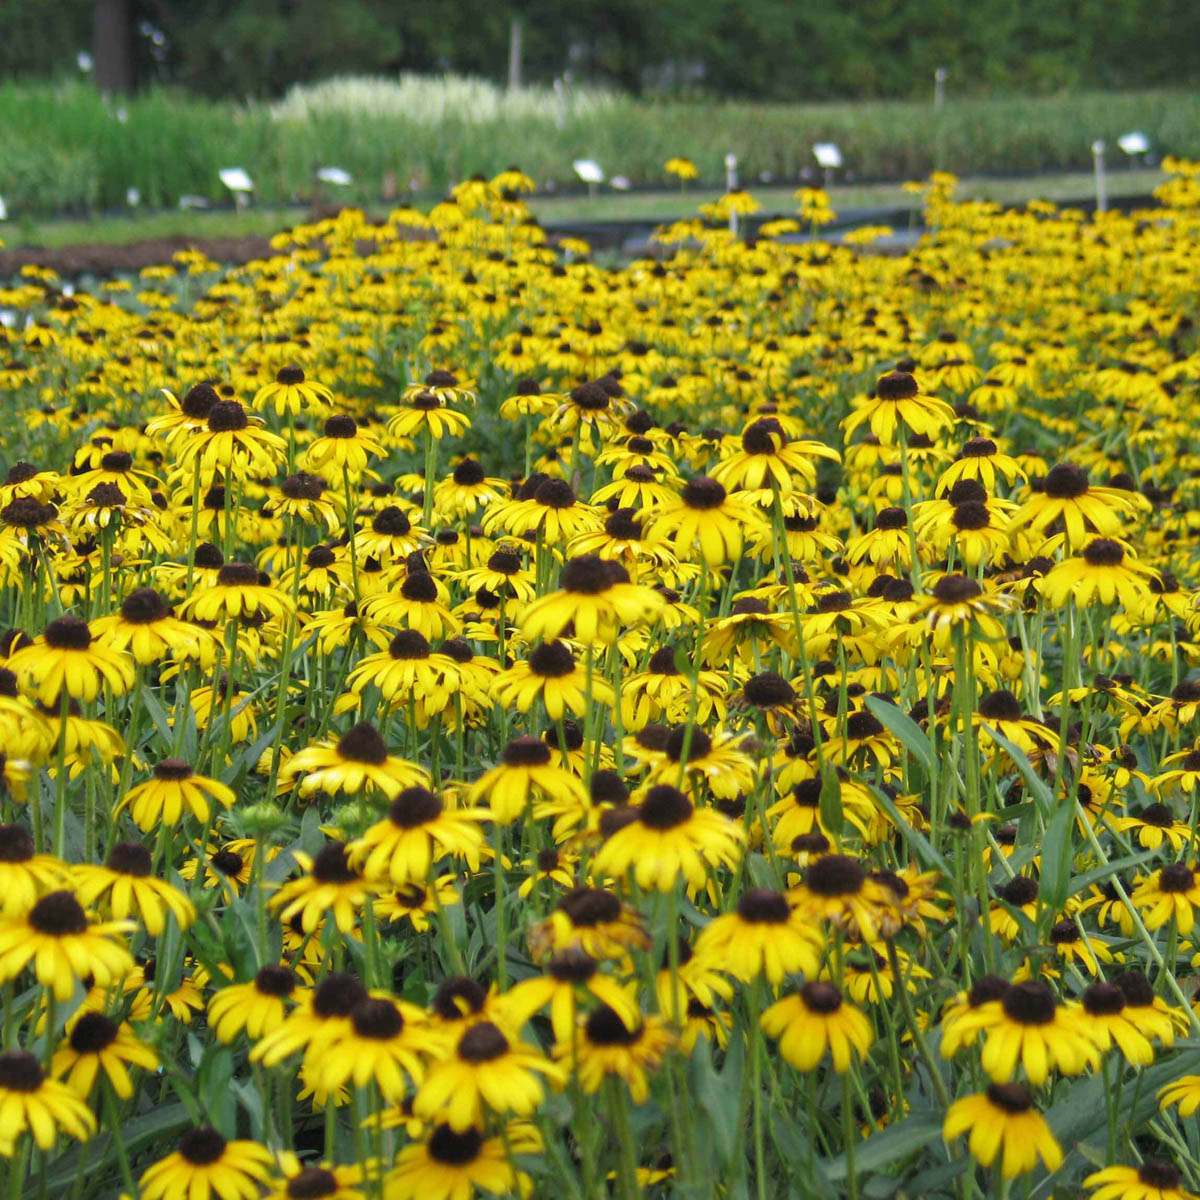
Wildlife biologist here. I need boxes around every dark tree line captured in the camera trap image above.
[8,0,1200,99]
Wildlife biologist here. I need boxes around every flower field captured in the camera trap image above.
[0,161,1200,1200]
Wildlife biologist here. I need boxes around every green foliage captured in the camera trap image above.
[3,78,1200,218]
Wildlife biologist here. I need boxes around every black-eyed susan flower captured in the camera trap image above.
[348,786,487,883]
[72,841,195,935]
[1041,538,1159,608]
[694,888,822,983]
[51,1011,157,1098]
[491,640,613,720]
[182,561,294,623]
[949,979,1100,1084]
[0,823,68,915]
[592,783,743,892]
[386,1122,539,1200]
[253,363,333,417]
[177,398,289,482]
[1084,1162,1198,1200]
[9,615,135,705]
[313,994,430,1101]
[528,886,650,962]
[266,1156,366,1200]
[0,889,133,1000]
[270,842,374,934]
[251,971,368,1069]
[507,949,641,1045]
[649,475,766,568]
[942,1084,1062,1179]
[760,981,873,1072]
[521,555,664,644]
[843,370,955,444]
[788,854,899,941]
[1132,863,1200,933]
[1014,462,1143,549]
[139,1127,275,1200]
[207,965,298,1042]
[279,723,429,802]
[469,735,587,823]
[415,1019,564,1129]
[301,413,386,481]
[0,1049,95,1156]
[562,1004,673,1103]
[118,758,235,830]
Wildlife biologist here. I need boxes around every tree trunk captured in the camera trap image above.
[93,0,136,96]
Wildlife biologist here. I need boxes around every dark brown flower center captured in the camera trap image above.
[43,616,92,651]
[996,876,1039,906]
[106,842,152,876]
[529,641,575,678]
[324,415,357,438]
[388,630,431,660]
[744,671,794,707]
[932,574,982,605]
[681,477,726,510]
[281,472,325,501]
[874,371,918,401]
[561,555,616,595]
[534,479,576,509]
[638,785,693,830]
[1159,863,1195,892]
[737,888,790,923]
[179,1126,228,1165]
[312,843,356,884]
[311,972,368,1017]
[457,1021,508,1062]
[1137,1161,1182,1189]
[428,1124,483,1166]
[585,1004,641,1045]
[985,1082,1033,1114]
[372,506,412,536]
[1081,982,1124,1016]
[287,1166,339,1199]
[153,758,193,781]
[801,981,843,1014]
[1082,538,1125,567]
[388,787,443,828]
[120,588,169,624]
[207,401,248,433]
[978,690,1023,722]
[68,1012,119,1053]
[29,890,88,935]
[254,964,296,997]
[276,365,306,385]
[0,823,34,863]
[559,887,621,926]
[1041,463,1089,499]
[804,854,866,897]
[351,997,404,1039]
[502,735,553,767]
[431,976,487,1020]
[1001,980,1056,1025]
[0,1050,44,1093]
[336,722,389,765]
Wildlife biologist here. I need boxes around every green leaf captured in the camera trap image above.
[1038,795,1075,920]
[981,724,1053,818]
[869,786,951,876]
[819,770,844,838]
[865,694,933,774]
[824,1109,943,1180]
[1068,849,1155,896]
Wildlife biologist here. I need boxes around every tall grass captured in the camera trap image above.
[4,77,1199,216]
